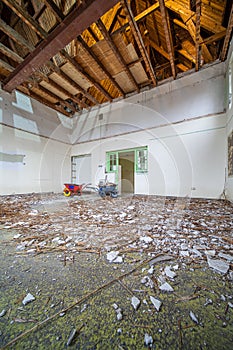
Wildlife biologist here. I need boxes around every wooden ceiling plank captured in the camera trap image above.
[195,0,202,71]
[0,18,34,52]
[178,49,196,63]
[77,35,125,97]
[177,63,189,72]
[60,49,112,101]
[220,3,233,61]
[0,43,24,63]
[3,0,119,93]
[37,74,88,109]
[113,2,160,35]
[147,38,170,60]
[97,18,140,93]
[158,0,176,78]
[41,0,65,22]
[179,13,212,63]
[33,4,47,20]
[1,0,47,39]
[47,61,99,105]
[121,0,157,86]
[0,59,14,73]
[200,30,226,45]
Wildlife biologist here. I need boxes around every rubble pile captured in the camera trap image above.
[0,194,232,271]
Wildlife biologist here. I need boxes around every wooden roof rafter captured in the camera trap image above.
[96,18,140,93]
[77,35,125,97]
[121,0,157,86]
[47,61,99,106]
[60,49,113,102]
[220,2,233,61]
[195,0,202,71]
[158,0,176,78]
[3,0,119,93]
[1,0,48,39]
[41,0,65,22]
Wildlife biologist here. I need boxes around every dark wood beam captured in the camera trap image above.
[41,0,65,22]
[47,61,99,105]
[33,4,47,20]
[195,0,201,71]
[0,18,34,52]
[0,43,24,63]
[3,0,119,93]
[97,18,140,93]
[60,49,112,102]
[158,0,176,78]
[121,0,157,86]
[77,35,125,97]
[1,0,47,39]
[200,30,226,45]
[220,2,233,61]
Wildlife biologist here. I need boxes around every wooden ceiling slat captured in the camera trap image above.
[0,43,24,64]
[47,61,99,105]
[220,2,233,61]
[77,35,125,97]
[97,18,140,93]
[0,18,34,52]
[195,0,202,71]
[1,0,47,39]
[121,0,157,86]
[158,0,176,78]
[41,0,65,22]
[60,49,112,102]
[3,0,119,93]
[0,58,14,73]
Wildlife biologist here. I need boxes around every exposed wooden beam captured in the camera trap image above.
[177,63,189,72]
[179,13,212,64]
[195,0,202,71]
[35,73,89,109]
[47,61,99,105]
[0,43,24,63]
[114,2,160,35]
[158,0,176,78]
[33,4,47,21]
[41,0,65,22]
[178,49,196,63]
[0,59,14,73]
[77,35,125,97]
[220,3,233,61]
[3,0,119,93]
[60,49,113,102]
[97,18,140,93]
[146,37,170,60]
[23,86,71,117]
[121,0,157,86]
[0,18,34,52]
[1,0,47,39]
[200,30,226,45]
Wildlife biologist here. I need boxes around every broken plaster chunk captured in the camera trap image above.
[207,257,229,274]
[164,266,177,279]
[159,282,174,292]
[22,293,35,306]
[218,252,233,262]
[106,251,119,262]
[144,333,153,346]
[149,296,162,311]
[179,250,189,257]
[205,250,216,257]
[131,296,140,310]
[189,311,199,324]
[66,328,77,346]
[140,236,153,244]
[0,309,6,317]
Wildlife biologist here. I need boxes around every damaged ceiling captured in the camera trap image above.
[0,0,232,117]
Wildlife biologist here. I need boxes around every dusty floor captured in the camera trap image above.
[0,193,232,349]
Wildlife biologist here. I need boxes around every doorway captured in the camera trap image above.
[118,151,134,193]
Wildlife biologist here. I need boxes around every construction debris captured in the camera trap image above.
[22,293,36,306]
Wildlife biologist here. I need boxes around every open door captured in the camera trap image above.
[119,151,134,193]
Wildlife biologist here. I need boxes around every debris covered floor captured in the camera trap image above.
[0,193,232,349]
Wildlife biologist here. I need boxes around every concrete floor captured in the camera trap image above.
[0,193,232,349]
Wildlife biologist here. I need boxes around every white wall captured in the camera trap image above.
[71,62,226,199]
[0,90,71,195]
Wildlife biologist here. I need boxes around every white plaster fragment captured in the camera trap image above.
[164,266,177,279]
[150,296,162,311]
[190,311,199,324]
[140,236,153,244]
[22,293,35,306]
[144,333,153,346]
[207,258,229,274]
[159,282,174,292]
[131,296,140,310]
